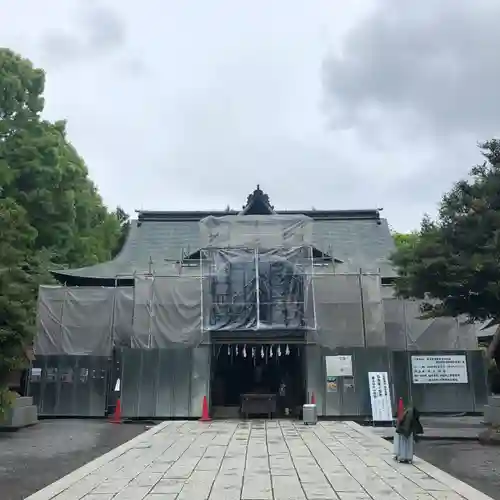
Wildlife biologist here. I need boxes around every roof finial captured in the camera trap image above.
[241,185,275,214]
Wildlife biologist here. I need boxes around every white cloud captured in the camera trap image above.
[1,0,496,231]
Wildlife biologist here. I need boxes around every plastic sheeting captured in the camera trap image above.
[35,280,478,356]
[383,298,478,350]
[200,214,314,248]
[113,287,134,347]
[36,278,205,355]
[310,273,386,348]
[360,274,386,346]
[36,286,114,356]
[201,246,314,331]
[131,272,203,348]
[150,274,203,347]
[131,276,153,349]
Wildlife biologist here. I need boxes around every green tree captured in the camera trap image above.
[0,199,36,383]
[393,232,419,250]
[390,140,500,364]
[3,118,123,267]
[0,48,125,411]
[0,200,49,385]
[1,49,124,268]
[113,207,130,258]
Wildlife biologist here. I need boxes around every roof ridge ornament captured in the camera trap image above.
[241,184,275,214]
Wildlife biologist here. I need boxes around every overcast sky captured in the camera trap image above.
[2,0,499,232]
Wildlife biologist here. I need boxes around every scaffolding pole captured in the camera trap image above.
[147,271,155,349]
[255,247,260,329]
[200,248,205,335]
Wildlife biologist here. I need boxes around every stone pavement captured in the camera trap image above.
[26,420,494,500]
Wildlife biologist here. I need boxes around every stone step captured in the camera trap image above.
[0,397,38,429]
[12,396,33,408]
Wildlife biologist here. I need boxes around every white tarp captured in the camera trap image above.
[201,246,314,331]
[311,273,386,348]
[36,286,113,356]
[200,214,314,248]
[383,297,478,350]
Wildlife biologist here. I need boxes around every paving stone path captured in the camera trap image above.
[28,420,493,500]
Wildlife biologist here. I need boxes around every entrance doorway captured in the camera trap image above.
[210,343,306,419]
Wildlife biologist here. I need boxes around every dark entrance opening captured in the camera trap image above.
[210,342,306,419]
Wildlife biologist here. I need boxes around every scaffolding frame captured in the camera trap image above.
[199,245,316,333]
[113,249,387,347]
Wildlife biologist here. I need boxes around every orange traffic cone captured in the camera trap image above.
[200,395,211,422]
[110,398,122,424]
[311,392,316,405]
[396,397,404,423]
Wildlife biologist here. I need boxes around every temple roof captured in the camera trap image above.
[51,186,397,284]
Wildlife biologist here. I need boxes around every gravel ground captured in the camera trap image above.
[0,419,147,500]
[416,440,500,500]
[420,415,485,429]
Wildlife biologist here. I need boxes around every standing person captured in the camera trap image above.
[395,406,423,463]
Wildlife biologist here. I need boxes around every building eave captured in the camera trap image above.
[137,209,382,222]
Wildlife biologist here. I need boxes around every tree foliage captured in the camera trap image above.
[392,232,419,250]
[0,200,43,382]
[391,140,500,325]
[0,49,127,393]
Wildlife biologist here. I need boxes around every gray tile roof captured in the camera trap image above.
[53,211,397,281]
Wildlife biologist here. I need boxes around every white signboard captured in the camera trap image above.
[411,355,468,384]
[326,355,353,377]
[368,372,392,422]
